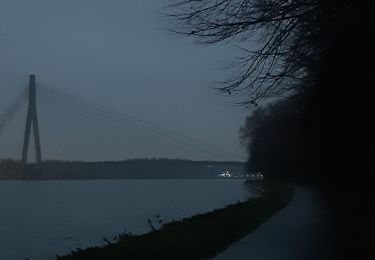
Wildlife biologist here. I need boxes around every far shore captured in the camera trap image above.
[0,159,245,180]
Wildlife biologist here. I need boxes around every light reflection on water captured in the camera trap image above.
[0,179,254,260]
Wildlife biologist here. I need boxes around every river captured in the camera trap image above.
[0,179,253,260]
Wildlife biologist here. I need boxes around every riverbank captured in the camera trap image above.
[58,181,294,260]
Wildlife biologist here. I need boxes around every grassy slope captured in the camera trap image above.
[58,182,294,260]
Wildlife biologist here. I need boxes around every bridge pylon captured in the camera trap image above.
[22,74,42,165]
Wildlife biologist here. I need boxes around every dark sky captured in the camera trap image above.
[0,0,249,161]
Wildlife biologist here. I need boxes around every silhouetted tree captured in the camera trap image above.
[169,0,374,103]
[170,2,374,258]
[170,0,374,177]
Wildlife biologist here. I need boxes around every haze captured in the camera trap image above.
[0,0,248,162]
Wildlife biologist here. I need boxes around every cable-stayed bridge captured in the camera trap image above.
[0,75,245,174]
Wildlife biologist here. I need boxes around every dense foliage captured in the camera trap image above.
[171,0,374,186]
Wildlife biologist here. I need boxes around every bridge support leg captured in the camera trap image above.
[22,74,42,165]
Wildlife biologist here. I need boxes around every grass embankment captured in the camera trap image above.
[58,181,294,260]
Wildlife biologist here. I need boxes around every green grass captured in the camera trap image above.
[58,181,294,260]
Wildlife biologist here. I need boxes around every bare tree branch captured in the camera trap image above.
[167,0,332,104]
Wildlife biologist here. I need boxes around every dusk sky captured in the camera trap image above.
[0,0,250,161]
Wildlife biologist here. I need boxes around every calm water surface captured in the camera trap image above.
[0,179,254,260]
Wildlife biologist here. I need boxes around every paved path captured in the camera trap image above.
[212,186,336,260]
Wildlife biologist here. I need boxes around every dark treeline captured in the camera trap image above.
[240,83,374,188]
[236,2,375,258]
[240,95,310,182]
[239,2,374,189]
[171,0,374,188]
[171,0,374,258]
